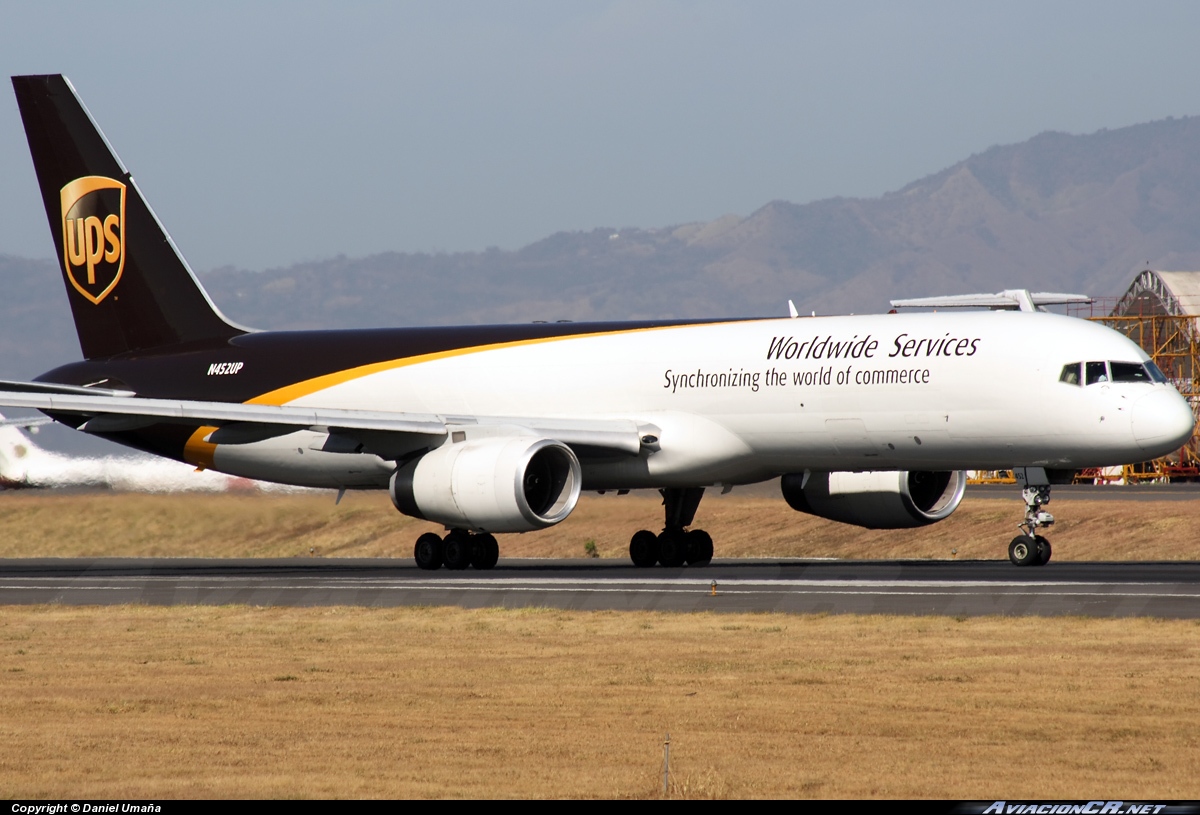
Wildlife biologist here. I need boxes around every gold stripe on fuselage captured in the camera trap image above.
[181,320,739,468]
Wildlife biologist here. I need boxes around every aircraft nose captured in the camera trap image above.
[1132,389,1196,456]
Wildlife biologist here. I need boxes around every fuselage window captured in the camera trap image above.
[1145,361,1169,383]
[1110,361,1152,383]
[1059,362,1082,385]
[1085,361,1109,385]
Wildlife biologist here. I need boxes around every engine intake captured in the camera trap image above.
[781,469,965,529]
[390,436,582,533]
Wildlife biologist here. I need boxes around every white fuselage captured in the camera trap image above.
[204,311,1197,490]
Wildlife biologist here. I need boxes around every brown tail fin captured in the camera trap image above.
[12,74,247,360]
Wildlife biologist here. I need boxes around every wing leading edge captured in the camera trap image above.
[0,383,646,458]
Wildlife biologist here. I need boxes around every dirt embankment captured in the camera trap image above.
[0,487,1196,561]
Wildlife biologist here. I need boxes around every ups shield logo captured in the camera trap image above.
[60,176,125,305]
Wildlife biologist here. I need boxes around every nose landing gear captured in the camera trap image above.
[1009,472,1054,566]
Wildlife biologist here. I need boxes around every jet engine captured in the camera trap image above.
[390,436,582,533]
[781,469,966,529]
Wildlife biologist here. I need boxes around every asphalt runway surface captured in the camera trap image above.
[1,558,1198,618]
[966,483,1200,501]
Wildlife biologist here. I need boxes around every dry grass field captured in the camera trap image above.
[0,486,1196,561]
[0,606,1198,799]
[0,488,1197,798]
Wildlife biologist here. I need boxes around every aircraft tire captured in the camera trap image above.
[472,533,500,570]
[1008,535,1039,567]
[629,530,659,567]
[443,531,475,570]
[684,529,714,566]
[414,533,444,571]
[658,529,688,568]
[1035,535,1052,566]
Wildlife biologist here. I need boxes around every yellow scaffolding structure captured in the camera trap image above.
[967,470,1016,485]
[1070,285,1200,483]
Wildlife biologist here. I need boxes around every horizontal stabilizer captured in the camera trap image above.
[0,416,54,430]
[0,379,135,397]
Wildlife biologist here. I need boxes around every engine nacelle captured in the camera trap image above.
[781,469,966,529]
[390,436,582,533]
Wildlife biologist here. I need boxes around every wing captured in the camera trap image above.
[0,381,646,458]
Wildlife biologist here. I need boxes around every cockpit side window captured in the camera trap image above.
[1110,361,1151,383]
[1059,362,1081,386]
[1144,361,1169,383]
[1085,361,1109,385]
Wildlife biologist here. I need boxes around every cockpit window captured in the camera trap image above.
[1110,361,1151,383]
[1085,361,1109,385]
[1145,361,1169,383]
[1059,362,1081,386]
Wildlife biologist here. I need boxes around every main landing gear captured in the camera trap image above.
[1009,482,1054,567]
[413,529,500,571]
[628,487,714,568]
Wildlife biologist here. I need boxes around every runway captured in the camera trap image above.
[1,558,1198,617]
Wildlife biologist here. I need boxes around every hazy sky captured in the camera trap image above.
[2,1,1199,272]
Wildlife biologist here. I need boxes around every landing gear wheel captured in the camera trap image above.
[443,530,475,570]
[472,533,500,570]
[1009,535,1040,567]
[1010,478,1055,566]
[628,488,711,568]
[629,530,659,568]
[684,529,714,566]
[414,532,444,571]
[1035,535,1052,566]
[658,529,688,568]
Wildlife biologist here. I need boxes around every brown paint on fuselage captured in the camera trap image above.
[36,318,742,464]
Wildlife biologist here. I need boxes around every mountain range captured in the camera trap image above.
[4,114,1200,380]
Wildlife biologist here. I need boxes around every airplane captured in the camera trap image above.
[1,74,1194,569]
